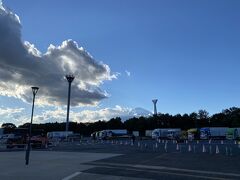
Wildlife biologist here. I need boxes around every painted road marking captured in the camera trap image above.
[87,162,240,178]
[62,172,82,180]
[95,165,228,180]
[134,164,240,178]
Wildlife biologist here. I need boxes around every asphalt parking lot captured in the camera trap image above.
[1,139,240,179]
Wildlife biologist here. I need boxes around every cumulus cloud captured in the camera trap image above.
[0,107,24,116]
[0,107,25,125]
[0,105,152,126]
[0,2,116,106]
[31,106,152,124]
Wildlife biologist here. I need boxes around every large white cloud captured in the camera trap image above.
[31,106,152,124]
[0,105,152,126]
[0,2,117,106]
[0,107,25,125]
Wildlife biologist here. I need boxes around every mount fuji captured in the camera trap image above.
[120,107,152,121]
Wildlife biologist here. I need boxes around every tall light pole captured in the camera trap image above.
[25,86,39,165]
[152,99,158,116]
[65,74,74,139]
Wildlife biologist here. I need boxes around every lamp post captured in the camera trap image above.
[25,86,39,165]
[65,75,74,139]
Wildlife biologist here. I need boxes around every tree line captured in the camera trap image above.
[1,107,240,136]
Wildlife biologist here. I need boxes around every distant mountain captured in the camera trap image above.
[121,107,152,121]
[129,107,152,116]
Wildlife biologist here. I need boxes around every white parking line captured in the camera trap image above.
[134,164,240,178]
[88,162,240,178]
[62,172,82,180]
[90,164,227,180]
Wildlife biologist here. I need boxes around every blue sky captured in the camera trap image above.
[0,0,240,125]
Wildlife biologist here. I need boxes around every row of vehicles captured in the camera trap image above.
[0,128,48,149]
[47,131,73,140]
[152,127,240,140]
[46,131,82,142]
[91,129,128,140]
[91,127,240,141]
[151,128,181,140]
[199,127,239,140]
[0,129,81,148]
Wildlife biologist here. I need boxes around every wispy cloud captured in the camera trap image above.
[0,2,117,107]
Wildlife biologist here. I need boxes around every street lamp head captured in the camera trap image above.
[31,87,39,95]
[152,99,158,104]
[65,74,75,83]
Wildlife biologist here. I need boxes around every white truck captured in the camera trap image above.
[97,129,128,140]
[200,127,228,139]
[152,128,181,140]
[47,131,73,140]
[166,129,181,139]
[152,129,168,139]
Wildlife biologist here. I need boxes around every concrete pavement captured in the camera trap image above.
[1,139,240,179]
[0,151,121,180]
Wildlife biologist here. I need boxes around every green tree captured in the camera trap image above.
[197,110,209,127]
[106,117,124,129]
[198,110,209,120]
[190,112,198,128]
[1,123,16,129]
[1,123,16,133]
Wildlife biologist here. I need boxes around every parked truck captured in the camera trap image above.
[93,129,128,140]
[200,127,228,140]
[200,128,210,139]
[6,128,48,149]
[47,131,73,140]
[237,128,240,140]
[152,128,181,140]
[226,128,239,140]
[167,129,181,139]
[152,129,168,139]
[187,128,199,140]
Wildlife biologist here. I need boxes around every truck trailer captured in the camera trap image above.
[187,128,199,140]
[152,128,181,140]
[94,129,128,140]
[47,131,73,140]
[200,127,228,140]
[226,128,238,140]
